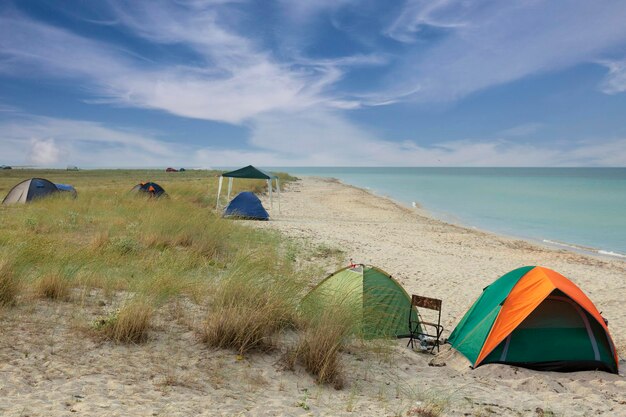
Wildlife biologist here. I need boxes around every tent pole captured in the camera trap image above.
[276,178,281,213]
[268,179,273,209]
[216,176,223,209]
[227,177,233,200]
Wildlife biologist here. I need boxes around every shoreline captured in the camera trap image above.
[314,175,626,262]
[258,175,626,345]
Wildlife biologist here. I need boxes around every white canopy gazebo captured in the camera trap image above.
[216,165,280,211]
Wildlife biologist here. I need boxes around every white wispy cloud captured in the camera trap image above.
[498,123,544,138]
[0,116,178,167]
[0,5,361,124]
[598,59,626,94]
[0,103,20,112]
[2,114,625,167]
[249,110,626,166]
[385,1,626,101]
[277,0,356,23]
[385,0,468,43]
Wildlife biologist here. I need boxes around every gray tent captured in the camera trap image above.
[2,178,59,204]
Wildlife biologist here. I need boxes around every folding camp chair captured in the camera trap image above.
[408,294,444,353]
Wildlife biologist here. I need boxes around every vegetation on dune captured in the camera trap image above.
[35,271,72,301]
[201,254,304,354]
[0,169,292,311]
[0,169,287,301]
[287,286,364,388]
[93,297,155,343]
[0,260,20,306]
[0,168,354,386]
[289,305,356,388]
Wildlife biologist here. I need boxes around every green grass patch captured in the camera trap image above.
[0,169,294,306]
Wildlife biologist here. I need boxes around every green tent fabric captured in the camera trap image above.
[222,165,276,179]
[301,265,418,339]
[448,266,534,365]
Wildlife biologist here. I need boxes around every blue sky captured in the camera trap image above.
[1,0,626,167]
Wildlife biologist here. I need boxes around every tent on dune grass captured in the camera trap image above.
[3,178,60,204]
[223,191,269,220]
[216,165,280,211]
[131,182,166,198]
[301,264,418,339]
[448,266,618,373]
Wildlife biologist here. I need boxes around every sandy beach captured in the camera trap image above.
[257,177,626,416]
[1,176,625,416]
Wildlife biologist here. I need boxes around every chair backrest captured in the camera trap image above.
[411,294,442,311]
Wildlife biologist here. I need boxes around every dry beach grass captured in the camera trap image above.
[0,171,625,416]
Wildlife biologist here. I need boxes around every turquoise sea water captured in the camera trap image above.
[274,168,626,258]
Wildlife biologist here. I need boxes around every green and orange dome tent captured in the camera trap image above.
[448,266,618,373]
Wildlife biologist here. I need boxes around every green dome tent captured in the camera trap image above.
[301,264,418,339]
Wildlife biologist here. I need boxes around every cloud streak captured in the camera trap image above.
[598,59,626,94]
[3,114,626,168]
[385,0,468,43]
[0,3,377,124]
[385,0,626,101]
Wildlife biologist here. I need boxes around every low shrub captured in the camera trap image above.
[36,272,71,300]
[291,304,357,388]
[94,298,154,343]
[202,256,302,354]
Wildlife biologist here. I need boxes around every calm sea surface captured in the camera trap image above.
[273,168,626,258]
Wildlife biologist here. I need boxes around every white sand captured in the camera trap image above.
[1,176,624,416]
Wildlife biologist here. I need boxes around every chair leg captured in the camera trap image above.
[433,328,442,353]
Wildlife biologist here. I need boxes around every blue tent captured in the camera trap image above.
[55,183,77,198]
[131,182,166,197]
[223,192,269,220]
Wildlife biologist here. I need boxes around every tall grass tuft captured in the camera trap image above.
[36,272,71,300]
[202,255,303,354]
[0,260,19,306]
[95,298,154,343]
[291,301,358,388]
